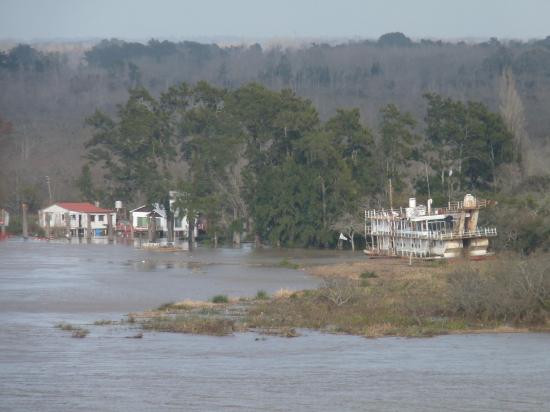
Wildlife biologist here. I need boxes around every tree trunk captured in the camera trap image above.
[22,203,29,240]
[320,178,326,230]
[232,208,241,246]
[458,143,463,193]
[350,230,355,252]
[148,214,157,242]
[213,231,218,248]
[45,212,51,239]
[166,212,174,244]
[188,217,194,251]
[233,231,241,246]
[490,143,497,193]
[320,178,329,248]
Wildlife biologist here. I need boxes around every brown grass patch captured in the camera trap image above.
[273,288,295,299]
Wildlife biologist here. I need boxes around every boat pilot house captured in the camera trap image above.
[364,194,497,259]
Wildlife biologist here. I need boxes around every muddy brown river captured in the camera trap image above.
[1,239,549,411]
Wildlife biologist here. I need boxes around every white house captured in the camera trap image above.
[38,202,116,237]
[130,203,194,239]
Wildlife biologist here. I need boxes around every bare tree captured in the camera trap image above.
[330,211,364,252]
[499,67,529,174]
[319,277,360,306]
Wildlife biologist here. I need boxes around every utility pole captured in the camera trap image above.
[425,163,431,200]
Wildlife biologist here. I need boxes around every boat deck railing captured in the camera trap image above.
[365,227,497,240]
[365,199,490,220]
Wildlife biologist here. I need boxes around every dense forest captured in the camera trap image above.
[1,33,550,251]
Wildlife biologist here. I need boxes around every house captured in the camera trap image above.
[38,202,116,237]
[364,194,497,259]
[130,203,194,239]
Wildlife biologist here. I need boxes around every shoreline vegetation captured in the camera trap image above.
[124,255,550,339]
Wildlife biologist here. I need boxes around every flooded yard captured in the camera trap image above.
[1,239,549,411]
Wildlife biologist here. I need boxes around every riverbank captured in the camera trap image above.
[129,255,550,338]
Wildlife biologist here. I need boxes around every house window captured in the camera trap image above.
[71,214,76,220]
[90,215,95,222]
[137,217,147,227]
[61,214,64,221]
[98,215,104,222]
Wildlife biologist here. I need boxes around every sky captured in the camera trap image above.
[1,0,549,42]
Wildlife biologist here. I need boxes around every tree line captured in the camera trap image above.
[82,81,516,248]
[1,34,549,252]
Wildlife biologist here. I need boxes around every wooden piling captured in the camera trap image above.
[86,213,92,241]
[65,211,71,239]
[107,213,114,243]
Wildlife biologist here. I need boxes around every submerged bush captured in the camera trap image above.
[71,328,89,338]
[55,322,76,331]
[211,294,229,304]
[255,290,269,300]
[156,302,175,311]
[360,271,377,279]
[55,322,89,338]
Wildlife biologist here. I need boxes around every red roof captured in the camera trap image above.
[56,202,114,213]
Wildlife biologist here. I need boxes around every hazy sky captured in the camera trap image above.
[1,0,549,42]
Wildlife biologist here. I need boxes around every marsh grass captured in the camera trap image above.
[245,257,550,337]
[250,270,482,337]
[258,327,300,338]
[142,316,239,336]
[130,257,550,338]
[278,259,300,270]
[94,319,115,326]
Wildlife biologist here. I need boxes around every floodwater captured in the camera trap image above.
[1,240,549,411]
